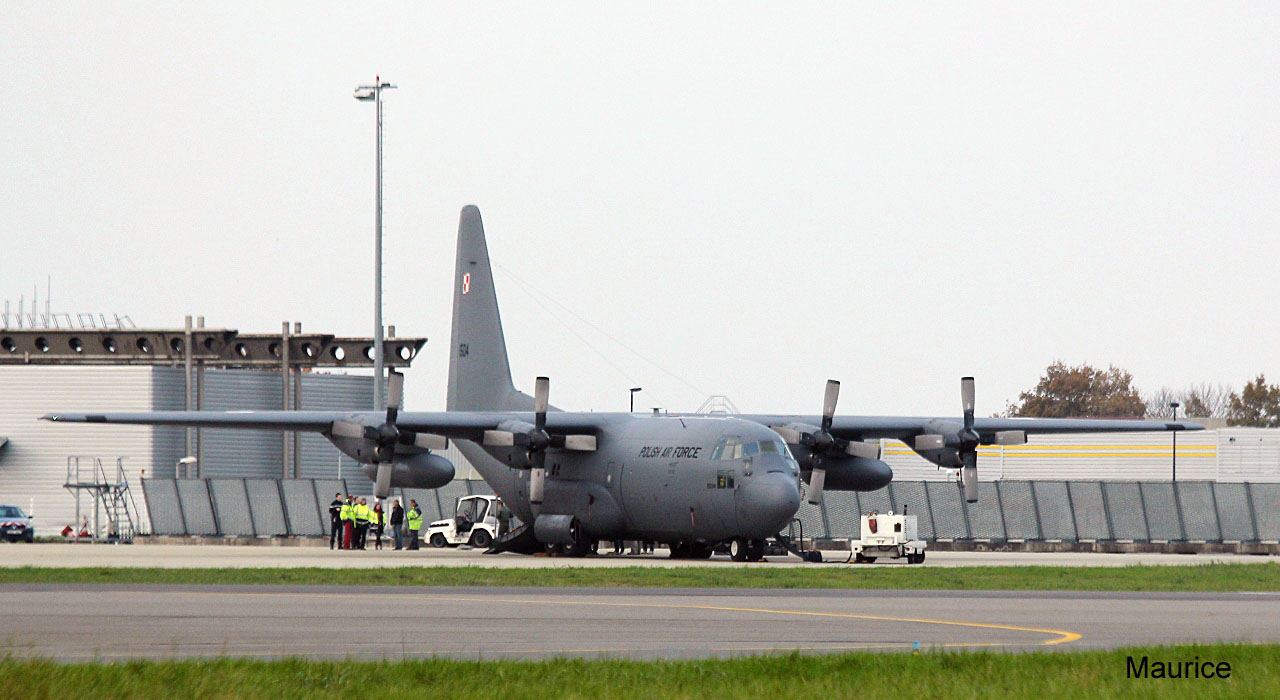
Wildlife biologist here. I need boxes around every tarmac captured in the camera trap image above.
[2,584,1278,661]
[1,542,1274,568]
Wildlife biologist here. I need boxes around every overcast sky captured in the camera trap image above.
[2,3,1277,417]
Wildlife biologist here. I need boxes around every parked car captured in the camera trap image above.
[0,505,34,543]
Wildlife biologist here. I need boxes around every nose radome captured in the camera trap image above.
[738,471,801,538]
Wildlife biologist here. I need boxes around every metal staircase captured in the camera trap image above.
[63,457,144,542]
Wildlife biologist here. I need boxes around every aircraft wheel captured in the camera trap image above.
[544,543,566,556]
[729,538,749,562]
[692,543,714,559]
[746,539,766,562]
[429,533,448,548]
[468,529,492,549]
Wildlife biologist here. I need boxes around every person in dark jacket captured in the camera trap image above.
[389,499,405,550]
[328,493,343,549]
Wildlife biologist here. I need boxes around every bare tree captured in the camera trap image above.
[1144,387,1178,419]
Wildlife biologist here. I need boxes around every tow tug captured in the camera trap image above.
[848,510,927,564]
[425,494,503,549]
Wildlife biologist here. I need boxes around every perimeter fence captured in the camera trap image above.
[139,478,1280,544]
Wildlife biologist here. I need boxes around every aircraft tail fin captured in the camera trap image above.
[446,205,535,412]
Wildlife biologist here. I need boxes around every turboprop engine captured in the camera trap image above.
[907,377,1027,503]
[772,380,891,504]
[358,452,454,490]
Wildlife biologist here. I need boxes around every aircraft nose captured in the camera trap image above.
[738,471,801,538]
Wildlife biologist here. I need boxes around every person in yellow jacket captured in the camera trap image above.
[370,502,386,550]
[339,495,355,550]
[354,498,370,550]
[406,499,423,551]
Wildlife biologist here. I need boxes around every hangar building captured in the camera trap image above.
[0,317,457,533]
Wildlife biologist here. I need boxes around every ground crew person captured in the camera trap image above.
[354,497,370,550]
[328,493,343,550]
[406,499,423,550]
[371,502,386,551]
[495,499,511,538]
[339,495,354,550]
[390,499,405,550]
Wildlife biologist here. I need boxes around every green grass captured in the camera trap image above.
[1,562,1278,591]
[3,645,1278,699]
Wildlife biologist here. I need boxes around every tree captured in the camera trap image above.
[1006,361,1147,418]
[1145,383,1232,419]
[1226,375,1280,427]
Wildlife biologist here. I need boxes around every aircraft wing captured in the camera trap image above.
[40,410,606,439]
[734,415,1204,441]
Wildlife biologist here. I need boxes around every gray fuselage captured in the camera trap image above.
[455,414,802,543]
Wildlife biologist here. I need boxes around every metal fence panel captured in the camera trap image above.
[1251,482,1280,541]
[402,489,440,523]
[1103,482,1148,541]
[822,490,860,540]
[1032,481,1076,541]
[888,481,934,540]
[176,479,218,535]
[282,480,324,536]
[245,479,288,536]
[856,488,893,517]
[208,479,254,536]
[1175,482,1220,542]
[1068,481,1110,540]
[142,479,186,536]
[965,486,1006,540]
[467,479,494,496]
[1213,482,1256,542]
[925,481,968,539]
[436,480,469,517]
[796,482,827,539]
[1140,482,1183,541]
[998,481,1039,540]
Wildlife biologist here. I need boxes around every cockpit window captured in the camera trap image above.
[712,436,793,460]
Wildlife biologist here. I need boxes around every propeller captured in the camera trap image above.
[912,376,1022,504]
[479,376,597,509]
[330,371,448,499]
[774,380,882,505]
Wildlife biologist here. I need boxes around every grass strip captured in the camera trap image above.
[0,562,1278,591]
[3,644,1279,699]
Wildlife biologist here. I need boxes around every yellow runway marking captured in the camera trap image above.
[212,590,1081,648]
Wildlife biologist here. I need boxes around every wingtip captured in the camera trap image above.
[40,414,56,422]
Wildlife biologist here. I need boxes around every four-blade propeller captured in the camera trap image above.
[773,380,882,505]
[330,371,448,499]
[480,376,597,508]
[913,377,1026,503]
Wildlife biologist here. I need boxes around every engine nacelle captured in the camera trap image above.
[533,513,580,545]
[359,452,455,490]
[802,456,893,491]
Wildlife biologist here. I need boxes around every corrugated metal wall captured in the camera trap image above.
[882,429,1279,483]
[0,366,159,534]
[0,366,375,533]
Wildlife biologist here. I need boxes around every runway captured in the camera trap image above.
[3,543,1273,569]
[3,584,1278,661]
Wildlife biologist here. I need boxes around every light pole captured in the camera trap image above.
[354,76,396,410]
[1170,401,1180,482]
[630,387,642,413]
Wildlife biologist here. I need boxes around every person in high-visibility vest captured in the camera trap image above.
[370,502,386,551]
[406,499,423,550]
[354,498,370,550]
[339,496,354,550]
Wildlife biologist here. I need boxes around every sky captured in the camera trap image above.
[2,3,1277,417]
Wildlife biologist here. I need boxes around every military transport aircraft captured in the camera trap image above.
[44,205,1203,560]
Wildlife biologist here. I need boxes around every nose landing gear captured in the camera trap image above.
[729,537,766,562]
